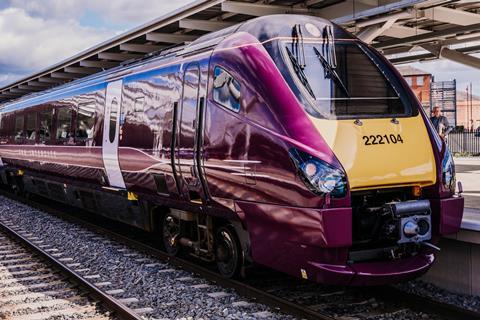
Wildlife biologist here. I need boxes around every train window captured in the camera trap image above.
[283,41,407,118]
[133,97,145,113]
[213,66,241,113]
[56,108,72,140]
[26,113,37,140]
[39,109,52,141]
[76,103,95,140]
[109,97,118,143]
[14,115,24,140]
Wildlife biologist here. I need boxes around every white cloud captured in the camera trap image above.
[88,1,194,25]
[0,7,114,86]
[8,0,82,20]
[7,0,194,26]
[0,1,194,87]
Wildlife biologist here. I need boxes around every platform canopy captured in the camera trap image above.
[1,0,480,103]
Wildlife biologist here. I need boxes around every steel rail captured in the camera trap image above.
[0,216,143,320]
[372,286,480,320]
[2,189,480,320]
[0,189,335,320]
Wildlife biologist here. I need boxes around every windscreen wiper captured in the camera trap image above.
[292,24,306,69]
[286,46,315,99]
[313,47,350,98]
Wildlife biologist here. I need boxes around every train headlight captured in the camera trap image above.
[289,149,347,198]
[442,149,456,193]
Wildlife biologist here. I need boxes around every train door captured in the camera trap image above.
[102,80,126,189]
[174,63,203,200]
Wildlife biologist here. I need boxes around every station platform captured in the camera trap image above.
[456,157,480,231]
[421,157,480,296]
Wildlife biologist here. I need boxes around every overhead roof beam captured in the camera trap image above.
[1,92,21,97]
[422,44,480,69]
[10,88,31,93]
[356,10,413,27]
[38,77,65,84]
[381,24,429,38]
[221,1,319,17]
[18,85,41,91]
[388,42,480,65]
[79,60,119,69]
[390,52,435,64]
[357,18,397,44]
[97,52,143,61]
[333,0,424,24]
[27,81,52,87]
[51,72,83,79]
[374,22,480,49]
[119,43,164,53]
[64,67,101,74]
[314,0,374,21]
[179,19,236,32]
[423,7,480,26]
[145,32,198,43]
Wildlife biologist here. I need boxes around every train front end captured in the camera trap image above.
[232,15,464,285]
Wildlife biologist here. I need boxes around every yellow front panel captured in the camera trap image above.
[310,115,436,190]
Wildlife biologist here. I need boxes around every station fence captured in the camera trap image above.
[447,130,480,156]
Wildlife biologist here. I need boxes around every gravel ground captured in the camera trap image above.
[0,231,113,319]
[395,279,480,312]
[0,196,292,320]
[1,194,478,320]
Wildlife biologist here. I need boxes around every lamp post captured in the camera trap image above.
[470,82,473,131]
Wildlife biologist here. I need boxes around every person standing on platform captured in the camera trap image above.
[430,106,452,141]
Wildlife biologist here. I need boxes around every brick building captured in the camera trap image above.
[396,66,479,130]
[456,90,480,130]
[396,66,433,114]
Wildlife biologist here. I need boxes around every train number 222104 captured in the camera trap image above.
[362,134,404,146]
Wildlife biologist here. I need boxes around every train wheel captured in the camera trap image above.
[215,226,241,278]
[162,213,181,256]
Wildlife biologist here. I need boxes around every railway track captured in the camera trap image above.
[1,189,479,320]
[0,221,141,320]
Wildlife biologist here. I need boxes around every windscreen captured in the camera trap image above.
[283,40,407,119]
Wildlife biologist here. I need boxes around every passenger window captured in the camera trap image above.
[109,98,118,143]
[133,97,145,113]
[56,108,72,140]
[39,109,52,141]
[76,103,95,140]
[213,66,241,112]
[14,115,24,140]
[26,113,37,141]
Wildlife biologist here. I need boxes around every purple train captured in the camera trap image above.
[0,15,464,285]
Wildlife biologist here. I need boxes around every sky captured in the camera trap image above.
[0,0,478,97]
[0,0,193,86]
[404,56,480,98]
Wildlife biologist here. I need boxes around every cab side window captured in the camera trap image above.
[76,102,95,140]
[213,66,241,113]
[39,109,53,142]
[26,113,37,141]
[56,108,72,140]
[14,114,24,142]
